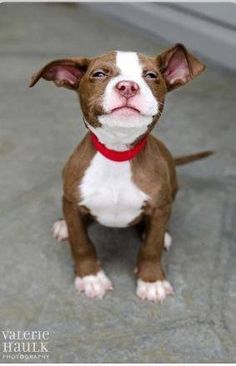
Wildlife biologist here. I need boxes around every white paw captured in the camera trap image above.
[52,220,68,241]
[136,279,174,303]
[75,270,113,299]
[164,232,172,251]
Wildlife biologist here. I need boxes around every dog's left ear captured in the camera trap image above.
[157,43,205,92]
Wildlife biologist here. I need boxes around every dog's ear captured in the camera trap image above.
[29,57,90,90]
[157,43,205,92]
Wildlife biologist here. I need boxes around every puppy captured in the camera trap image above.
[30,44,212,302]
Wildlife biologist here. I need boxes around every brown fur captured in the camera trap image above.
[60,132,178,280]
[30,44,209,290]
[174,150,214,165]
[62,134,100,276]
[131,135,177,282]
[78,52,117,127]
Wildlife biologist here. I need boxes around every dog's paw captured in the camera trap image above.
[52,220,68,241]
[136,279,174,303]
[164,232,172,251]
[75,270,113,299]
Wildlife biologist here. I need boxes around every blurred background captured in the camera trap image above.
[0,3,235,363]
[86,2,236,70]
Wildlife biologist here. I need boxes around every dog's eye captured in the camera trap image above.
[92,70,106,78]
[144,71,158,80]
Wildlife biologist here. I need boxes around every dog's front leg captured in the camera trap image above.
[136,204,174,303]
[63,196,112,299]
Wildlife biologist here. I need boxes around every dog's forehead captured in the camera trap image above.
[90,51,157,74]
[89,51,116,69]
[138,53,158,71]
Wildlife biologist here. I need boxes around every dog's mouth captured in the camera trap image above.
[111,106,141,116]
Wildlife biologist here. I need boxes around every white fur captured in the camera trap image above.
[75,270,113,299]
[79,153,149,228]
[87,51,159,150]
[136,279,174,303]
[164,232,172,251]
[52,220,68,241]
[87,122,148,151]
[102,51,158,117]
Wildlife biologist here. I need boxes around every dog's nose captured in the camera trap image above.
[115,80,139,98]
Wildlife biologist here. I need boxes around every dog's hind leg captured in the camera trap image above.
[52,219,68,242]
[164,232,172,251]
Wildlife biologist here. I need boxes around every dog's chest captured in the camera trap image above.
[79,153,149,227]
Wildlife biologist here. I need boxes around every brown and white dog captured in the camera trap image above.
[30,44,212,303]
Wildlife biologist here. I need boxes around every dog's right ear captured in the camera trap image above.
[29,57,90,90]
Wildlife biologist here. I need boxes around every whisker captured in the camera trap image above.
[154,110,163,118]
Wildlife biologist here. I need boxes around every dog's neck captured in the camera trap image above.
[84,119,148,152]
[90,133,147,162]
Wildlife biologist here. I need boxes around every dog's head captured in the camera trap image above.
[30,44,205,147]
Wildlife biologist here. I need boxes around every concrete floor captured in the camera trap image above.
[0,3,235,363]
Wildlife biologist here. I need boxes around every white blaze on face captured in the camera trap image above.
[91,51,159,149]
[104,51,158,116]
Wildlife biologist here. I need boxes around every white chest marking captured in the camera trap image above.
[79,153,149,228]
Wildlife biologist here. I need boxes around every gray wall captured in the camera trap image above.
[86,2,236,70]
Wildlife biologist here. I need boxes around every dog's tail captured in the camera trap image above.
[174,150,214,166]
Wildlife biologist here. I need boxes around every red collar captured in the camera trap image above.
[90,133,147,162]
